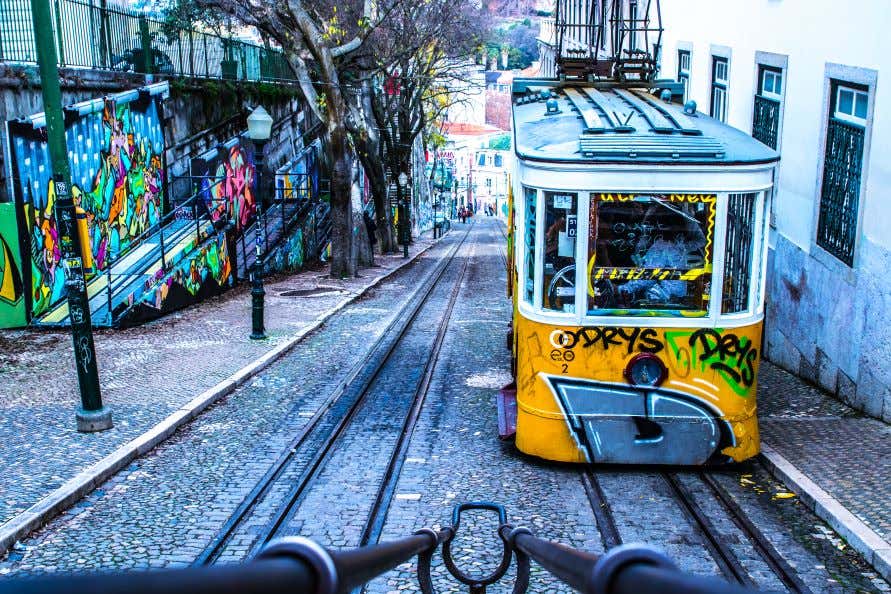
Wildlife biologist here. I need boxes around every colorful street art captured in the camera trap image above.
[275,141,320,202]
[263,227,305,275]
[123,231,233,324]
[0,204,26,327]
[9,90,166,318]
[191,137,256,232]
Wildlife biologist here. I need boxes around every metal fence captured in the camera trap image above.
[751,94,780,150]
[0,0,295,82]
[816,117,865,266]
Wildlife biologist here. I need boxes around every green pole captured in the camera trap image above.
[138,16,152,76]
[30,0,112,432]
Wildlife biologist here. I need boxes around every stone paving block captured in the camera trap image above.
[0,237,437,550]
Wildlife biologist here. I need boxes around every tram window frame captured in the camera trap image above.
[586,193,717,318]
[522,186,538,305]
[541,191,579,314]
[721,193,759,315]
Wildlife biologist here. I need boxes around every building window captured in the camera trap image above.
[494,154,503,168]
[677,50,691,101]
[711,57,729,122]
[752,65,783,149]
[834,84,869,126]
[477,153,486,167]
[816,80,869,266]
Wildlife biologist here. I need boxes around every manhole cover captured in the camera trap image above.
[279,287,346,298]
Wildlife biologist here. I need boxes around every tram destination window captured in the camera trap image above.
[542,191,578,313]
[523,187,537,304]
[587,193,716,317]
[722,193,758,314]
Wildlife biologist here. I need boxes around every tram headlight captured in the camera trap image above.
[624,353,667,387]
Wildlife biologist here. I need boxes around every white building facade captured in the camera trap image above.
[660,0,891,422]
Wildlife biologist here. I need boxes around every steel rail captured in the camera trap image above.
[359,236,470,550]
[194,222,474,565]
[243,222,476,558]
[663,472,756,587]
[581,469,623,550]
[699,471,812,594]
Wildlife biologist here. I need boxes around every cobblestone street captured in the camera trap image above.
[0,219,888,593]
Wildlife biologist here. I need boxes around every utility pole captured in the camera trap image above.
[31,0,111,431]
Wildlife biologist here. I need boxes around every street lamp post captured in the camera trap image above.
[398,172,409,258]
[31,0,111,432]
[433,197,439,239]
[247,106,273,340]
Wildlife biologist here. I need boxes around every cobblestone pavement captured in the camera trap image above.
[0,219,888,594]
[0,237,434,527]
[0,230,459,573]
[758,362,891,545]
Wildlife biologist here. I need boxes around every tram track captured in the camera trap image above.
[193,222,475,566]
[582,468,812,593]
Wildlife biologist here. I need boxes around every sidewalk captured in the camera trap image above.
[757,360,891,580]
[0,235,437,553]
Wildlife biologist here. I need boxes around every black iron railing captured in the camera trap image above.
[816,118,865,266]
[0,502,762,594]
[0,0,295,82]
[751,95,780,150]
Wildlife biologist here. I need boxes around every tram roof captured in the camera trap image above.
[511,79,780,166]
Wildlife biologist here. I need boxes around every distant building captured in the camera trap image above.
[486,71,513,131]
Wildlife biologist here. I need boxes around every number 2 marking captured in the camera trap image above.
[561,363,568,374]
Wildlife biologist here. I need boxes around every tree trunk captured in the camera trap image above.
[328,128,355,279]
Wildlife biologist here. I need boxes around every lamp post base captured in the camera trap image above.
[250,271,267,340]
[76,407,113,433]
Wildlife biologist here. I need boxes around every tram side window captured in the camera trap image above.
[523,187,537,304]
[587,193,716,317]
[542,192,578,313]
[722,193,758,314]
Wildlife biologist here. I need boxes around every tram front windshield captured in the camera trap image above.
[537,192,717,317]
[588,193,715,316]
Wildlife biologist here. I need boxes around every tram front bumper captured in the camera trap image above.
[545,376,732,465]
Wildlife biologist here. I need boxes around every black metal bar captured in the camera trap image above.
[613,563,756,594]
[501,527,597,592]
[0,559,317,594]
[331,532,445,593]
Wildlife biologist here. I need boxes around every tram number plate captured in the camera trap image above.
[566,215,577,238]
[555,287,575,297]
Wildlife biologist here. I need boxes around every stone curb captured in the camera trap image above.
[0,240,439,557]
[759,442,891,582]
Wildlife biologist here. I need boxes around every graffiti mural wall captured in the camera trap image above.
[8,86,166,318]
[191,136,256,232]
[121,230,233,325]
[275,140,320,202]
[0,203,26,327]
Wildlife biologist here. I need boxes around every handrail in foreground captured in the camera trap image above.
[0,504,769,594]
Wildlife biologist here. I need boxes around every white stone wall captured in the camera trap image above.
[660,0,891,421]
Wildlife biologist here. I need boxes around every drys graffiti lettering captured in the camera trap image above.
[665,328,758,395]
[549,327,664,354]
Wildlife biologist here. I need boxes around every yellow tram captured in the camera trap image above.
[505,80,779,465]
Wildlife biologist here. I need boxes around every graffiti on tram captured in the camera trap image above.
[547,326,759,395]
